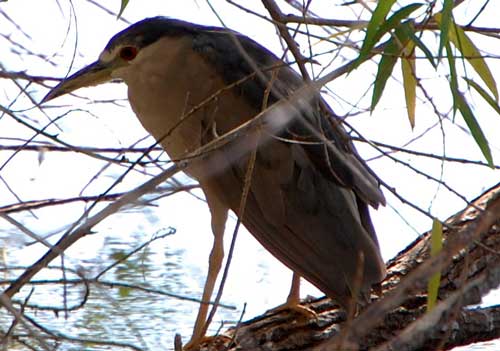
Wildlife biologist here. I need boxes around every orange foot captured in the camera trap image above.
[182,335,232,351]
[266,300,318,321]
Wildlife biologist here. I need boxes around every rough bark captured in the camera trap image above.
[197,183,500,351]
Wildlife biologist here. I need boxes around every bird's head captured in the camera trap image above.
[41,17,205,103]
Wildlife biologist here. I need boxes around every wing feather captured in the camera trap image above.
[191,24,387,305]
[193,29,385,208]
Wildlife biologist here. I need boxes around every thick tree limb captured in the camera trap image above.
[198,183,500,350]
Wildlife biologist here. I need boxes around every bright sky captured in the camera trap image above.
[1,0,499,349]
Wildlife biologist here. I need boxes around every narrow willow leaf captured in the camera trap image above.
[117,0,129,19]
[449,24,499,101]
[464,77,500,115]
[355,0,397,69]
[446,42,459,115]
[447,44,494,166]
[401,43,417,128]
[435,13,498,101]
[371,38,399,110]
[371,25,411,110]
[322,28,358,42]
[406,28,436,68]
[427,219,443,311]
[375,3,423,46]
[455,91,494,167]
[438,0,453,59]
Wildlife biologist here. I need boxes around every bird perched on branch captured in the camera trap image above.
[42,17,386,349]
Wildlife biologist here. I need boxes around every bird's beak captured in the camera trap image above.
[41,60,114,103]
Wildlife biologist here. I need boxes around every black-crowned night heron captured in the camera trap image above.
[42,17,386,348]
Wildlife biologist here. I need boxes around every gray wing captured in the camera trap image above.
[193,29,385,209]
[193,29,386,305]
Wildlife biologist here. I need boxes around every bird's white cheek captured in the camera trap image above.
[111,65,132,82]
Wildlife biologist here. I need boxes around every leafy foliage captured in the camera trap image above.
[352,1,498,165]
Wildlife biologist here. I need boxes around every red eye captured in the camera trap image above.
[119,46,138,61]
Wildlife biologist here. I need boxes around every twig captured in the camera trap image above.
[1,163,183,298]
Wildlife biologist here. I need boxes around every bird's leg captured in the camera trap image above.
[267,272,317,320]
[286,271,301,306]
[186,191,228,349]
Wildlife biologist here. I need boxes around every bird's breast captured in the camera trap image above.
[117,35,260,181]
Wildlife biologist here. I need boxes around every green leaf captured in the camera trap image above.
[438,0,453,59]
[447,45,494,166]
[446,42,459,115]
[375,3,423,45]
[401,42,417,128]
[371,25,411,110]
[355,0,397,69]
[117,0,129,19]
[463,77,500,115]
[449,24,499,101]
[427,219,443,311]
[406,28,437,68]
[429,219,443,257]
[435,12,498,101]
[371,38,399,110]
[354,3,422,71]
[455,91,494,167]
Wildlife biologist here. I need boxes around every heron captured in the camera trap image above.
[42,17,386,348]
